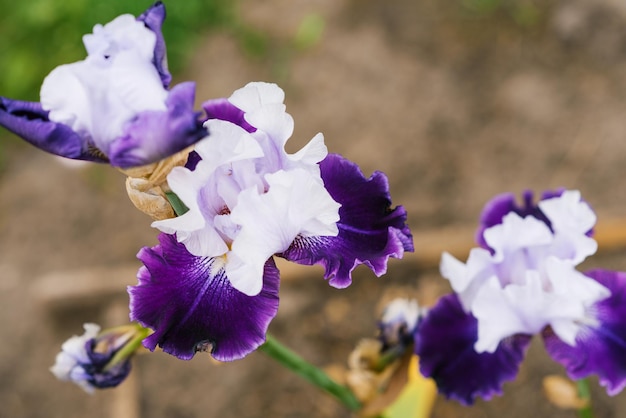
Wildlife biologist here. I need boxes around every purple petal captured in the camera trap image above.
[476,189,565,249]
[0,97,107,163]
[201,98,256,133]
[128,233,280,361]
[83,340,132,389]
[543,269,626,395]
[185,150,202,170]
[280,153,413,288]
[415,294,531,405]
[137,1,171,89]
[108,82,206,168]
[85,361,131,389]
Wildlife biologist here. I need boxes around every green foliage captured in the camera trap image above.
[293,14,325,51]
[0,0,235,100]
[461,0,542,28]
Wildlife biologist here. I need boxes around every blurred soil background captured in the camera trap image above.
[3,0,626,417]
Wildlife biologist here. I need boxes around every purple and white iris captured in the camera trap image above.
[50,323,133,393]
[0,2,205,168]
[415,190,626,404]
[129,82,413,361]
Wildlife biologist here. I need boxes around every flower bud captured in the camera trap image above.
[50,323,149,393]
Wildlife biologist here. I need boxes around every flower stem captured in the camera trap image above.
[259,333,361,411]
[105,323,151,371]
[576,378,593,418]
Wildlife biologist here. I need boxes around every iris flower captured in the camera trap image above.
[415,190,626,404]
[129,82,413,361]
[51,324,135,393]
[0,2,206,168]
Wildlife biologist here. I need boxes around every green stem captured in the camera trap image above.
[105,324,151,371]
[576,378,593,418]
[259,333,361,411]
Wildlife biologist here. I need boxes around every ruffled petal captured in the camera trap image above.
[440,248,495,309]
[228,168,340,296]
[476,189,564,250]
[0,97,106,163]
[539,190,596,237]
[483,212,553,263]
[128,233,280,361]
[280,153,413,288]
[539,190,598,264]
[543,269,626,395]
[108,82,206,168]
[228,82,285,114]
[415,294,531,405]
[471,268,601,352]
[137,1,171,88]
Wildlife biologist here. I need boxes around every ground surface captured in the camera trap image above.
[3,0,626,417]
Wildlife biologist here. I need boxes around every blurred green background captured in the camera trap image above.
[0,0,234,101]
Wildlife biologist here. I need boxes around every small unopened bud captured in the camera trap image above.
[379,298,422,351]
[543,375,589,410]
[50,323,150,393]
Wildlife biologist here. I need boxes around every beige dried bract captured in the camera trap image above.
[345,338,401,407]
[120,145,193,187]
[126,177,175,220]
[122,146,194,220]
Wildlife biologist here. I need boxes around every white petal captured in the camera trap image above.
[41,63,94,137]
[472,260,608,353]
[549,232,598,265]
[177,225,229,258]
[289,132,328,167]
[197,120,264,168]
[440,252,469,292]
[59,323,100,359]
[108,50,167,112]
[153,166,230,257]
[483,212,553,262]
[545,257,610,311]
[227,169,340,295]
[472,273,571,353]
[539,190,596,235]
[245,103,293,147]
[228,82,285,113]
[50,323,101,393]
[440,248,496,311]
[225,252,264,296]
[83,15,155,63]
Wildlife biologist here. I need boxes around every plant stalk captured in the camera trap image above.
[259,333,361,411]
[576,378,593,418]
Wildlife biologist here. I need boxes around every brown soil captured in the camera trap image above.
[2,0,626,417]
